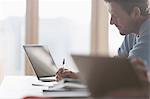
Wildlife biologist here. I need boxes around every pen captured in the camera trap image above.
[62,58,65,69]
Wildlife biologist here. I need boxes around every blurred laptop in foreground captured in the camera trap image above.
[71,55,149,98]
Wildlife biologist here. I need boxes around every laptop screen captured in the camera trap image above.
[71,55,142,97]
[23,45,58,78]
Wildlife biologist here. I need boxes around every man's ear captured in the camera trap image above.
[131,7,141,19]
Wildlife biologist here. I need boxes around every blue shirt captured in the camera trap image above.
[118,18,150,69]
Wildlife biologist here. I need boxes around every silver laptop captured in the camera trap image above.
[71,54,143,97]
[23,45,58,82]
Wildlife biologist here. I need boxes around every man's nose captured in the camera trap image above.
[110,17,114,25]
[110,16,118,25]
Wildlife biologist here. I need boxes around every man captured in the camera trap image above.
[111,0,150,70]
[56,0,150,97]
[57,0,150,80]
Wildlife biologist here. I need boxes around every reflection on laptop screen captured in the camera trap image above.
[23,45,58,78]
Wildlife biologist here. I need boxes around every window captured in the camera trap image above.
[39,0,91,71]
[0,0,26,81]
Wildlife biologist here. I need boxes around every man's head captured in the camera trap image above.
[105,0,150,35]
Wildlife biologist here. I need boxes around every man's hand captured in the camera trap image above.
[56,68,78,81]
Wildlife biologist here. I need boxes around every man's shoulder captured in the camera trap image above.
[139,18,150,35]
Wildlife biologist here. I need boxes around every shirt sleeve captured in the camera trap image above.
[128,29,150,69]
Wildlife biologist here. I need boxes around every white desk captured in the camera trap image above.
[0,76,90,99]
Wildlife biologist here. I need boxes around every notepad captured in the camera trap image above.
[43,78,87,92]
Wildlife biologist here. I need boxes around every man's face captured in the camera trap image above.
[108,2,135,35]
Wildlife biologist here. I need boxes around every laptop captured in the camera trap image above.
[71,54,143,97]
[23,45,58,82]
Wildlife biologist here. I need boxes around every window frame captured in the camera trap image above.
[25,0,109,74]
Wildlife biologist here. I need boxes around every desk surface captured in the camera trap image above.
[0,76,90,99]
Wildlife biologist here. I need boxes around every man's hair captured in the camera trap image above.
[104,0,150,16]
